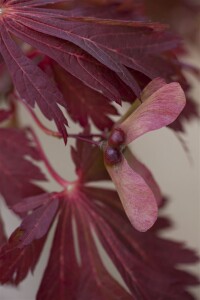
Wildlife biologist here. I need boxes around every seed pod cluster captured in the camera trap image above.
[104,128,125,166]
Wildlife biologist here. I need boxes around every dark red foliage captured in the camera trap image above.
[71,134,110,183]
[0,0,199,299]
[0,227,47,284]
[145,0,200,42]
[0,25,68,142]
[50,61,119,130]
[0,0,198,138]
[0,0,185,138]
[0,140,198,299]
[16,194,59,247]
[0,128,45,211]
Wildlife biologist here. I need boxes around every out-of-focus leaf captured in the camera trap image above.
[51,62,119,130]
[0,227,47,284]
[71,134,110,183]
[0,128,46,210]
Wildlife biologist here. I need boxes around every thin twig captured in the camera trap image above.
[28,128,70,187]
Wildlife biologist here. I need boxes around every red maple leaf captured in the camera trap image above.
[0,0,180,141]
[0,128,46,210]
[51,61,119,130]
[0,227,48,284]
[0,2,199,298]
[0,133,198,299]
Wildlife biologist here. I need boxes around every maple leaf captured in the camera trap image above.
[0,0,197,140]
[0,128,46,211]
[0,2,198,298]
[0,0,180,134]
[0,227,47,284]
[0,25,68,142]
[0,0,198,142]
[50,61,119,130]
[37,201,133,300]
[14,192,59,247]
[0,135,198,299]
[5,18,134,104]
[37,193,198,300]
[69,2,200,133]
[11,14,176,95]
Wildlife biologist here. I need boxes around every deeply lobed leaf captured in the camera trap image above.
[0,227,47,284]
[0,26,68,142]
[0,0,187,138]
[0,128,46,210]
[51,61,119,130]
[0,0,198,137]
[0,1,199,298]
[0,139,198,299]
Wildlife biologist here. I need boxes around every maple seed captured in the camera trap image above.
[108,128,126,147]
[104,145,122,166]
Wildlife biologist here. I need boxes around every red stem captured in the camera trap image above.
[28,128,70,187]
[24,103,62,138]
[21,100,103,146]
[72,135,100,146]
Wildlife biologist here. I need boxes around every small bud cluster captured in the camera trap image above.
[104,128,126,166]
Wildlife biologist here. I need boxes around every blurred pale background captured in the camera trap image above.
[0,49,199,299]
